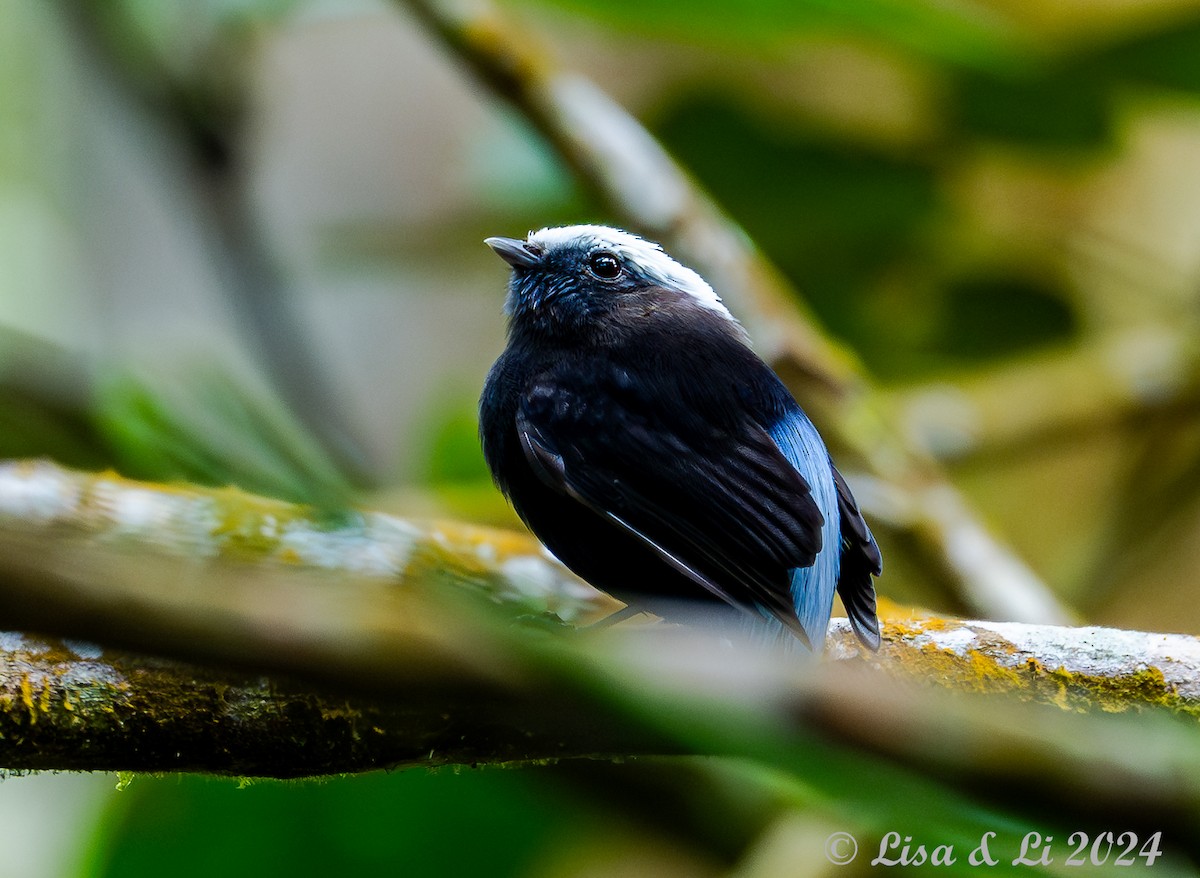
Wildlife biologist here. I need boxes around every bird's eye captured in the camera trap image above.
[587,252,622,280]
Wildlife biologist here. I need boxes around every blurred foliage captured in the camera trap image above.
[952,65,1113,148]
[411,390,520,525]
[87,771,593,878]
[936,272,1077,360]
[652,95,945,369]
[525,0,1034,70]
[419,389,494,487]
[94,370,350,507]
[0,331,107,469]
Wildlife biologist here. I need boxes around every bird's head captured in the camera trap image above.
[485,225,736,339]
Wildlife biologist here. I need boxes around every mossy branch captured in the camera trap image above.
[848,613,1200,714]
[0,461,1198,782]
[4,615,1198,776]
[0,632,679,776]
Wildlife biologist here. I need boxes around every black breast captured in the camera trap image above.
[479,307,812,616]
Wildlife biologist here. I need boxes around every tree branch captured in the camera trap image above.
[400,0,1070,625]
[3,615,1197,777]
[0,461,1196,784]
[0,460,616,692]
[0,632,676,776]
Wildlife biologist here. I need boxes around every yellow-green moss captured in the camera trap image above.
[875,618,1198,717]
[205,486,310,560]
[1041,664,1188,715]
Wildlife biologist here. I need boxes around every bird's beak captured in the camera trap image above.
[485,236,543,268]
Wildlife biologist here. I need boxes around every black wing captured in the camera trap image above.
[832,465,882,650]
[516,377,825,642]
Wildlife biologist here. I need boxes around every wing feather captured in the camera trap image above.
[515,380,822,641]
[832,466,882,650]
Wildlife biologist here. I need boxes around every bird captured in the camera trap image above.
[479,224,881,651]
